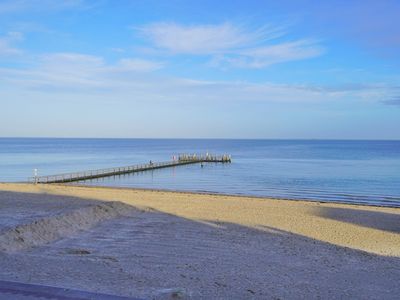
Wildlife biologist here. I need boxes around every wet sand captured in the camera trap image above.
[0,183,399,299]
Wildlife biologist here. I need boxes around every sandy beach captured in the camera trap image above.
[0,183,399,299]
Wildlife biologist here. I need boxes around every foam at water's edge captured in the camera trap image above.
[0,201,135,252]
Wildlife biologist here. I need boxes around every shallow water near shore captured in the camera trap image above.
[1,138,399,207]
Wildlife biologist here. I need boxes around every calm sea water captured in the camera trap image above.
[1,138,399,207]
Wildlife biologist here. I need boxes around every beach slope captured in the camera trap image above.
[0,183,399,299]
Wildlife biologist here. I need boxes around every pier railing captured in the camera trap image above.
[31,154,231,184]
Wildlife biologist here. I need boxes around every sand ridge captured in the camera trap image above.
[0,200,136,252]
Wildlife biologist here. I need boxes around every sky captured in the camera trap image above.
[0,0,399,139]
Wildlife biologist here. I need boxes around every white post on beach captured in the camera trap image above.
[33,168,38,184]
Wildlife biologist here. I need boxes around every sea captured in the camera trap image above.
[1,138,399,207]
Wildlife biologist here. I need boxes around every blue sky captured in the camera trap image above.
[0,0,399,139]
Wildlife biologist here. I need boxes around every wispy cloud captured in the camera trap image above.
[0,51,394,107]
[0,31,23,56]
[212,39,323,68]
[0,52,164,89]
[138,22,284,54]
[41,53,164,74]
[382,96,400,106]
[114,58,164,72]
[137,22,322,68]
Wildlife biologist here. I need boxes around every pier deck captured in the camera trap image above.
[32,154,231,184]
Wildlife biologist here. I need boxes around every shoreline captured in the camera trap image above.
[5,181,400,209]
[68,183,400,208]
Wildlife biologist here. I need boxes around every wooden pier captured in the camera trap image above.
[32,154,231,184]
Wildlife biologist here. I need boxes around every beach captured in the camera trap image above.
[0,183,399,299]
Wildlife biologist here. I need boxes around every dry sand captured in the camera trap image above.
[0,183,399,299]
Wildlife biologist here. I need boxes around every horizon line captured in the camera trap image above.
[1,136,399,142]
